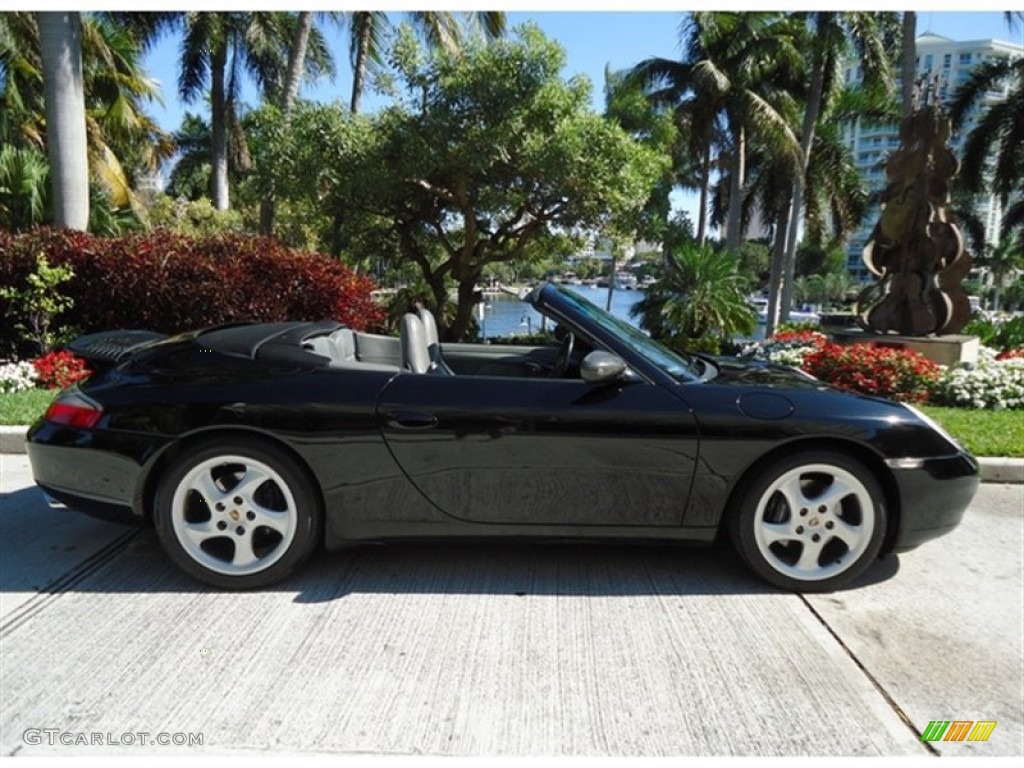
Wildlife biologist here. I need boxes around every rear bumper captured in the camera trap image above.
[889,452,980,551]
[26,420,165,524]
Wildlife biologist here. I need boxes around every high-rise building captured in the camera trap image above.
[842,32,1023,280]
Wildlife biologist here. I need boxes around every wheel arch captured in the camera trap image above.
[136,427,326,526]
[719,437,902,554]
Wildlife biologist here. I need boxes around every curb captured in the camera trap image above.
[0,425,26,455]
[2,424,1021,483]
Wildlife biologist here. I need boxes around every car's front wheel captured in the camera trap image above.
[730,450,887,592]
[154,439,321,589]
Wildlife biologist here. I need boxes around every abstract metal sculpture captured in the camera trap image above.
[856,97,972,336]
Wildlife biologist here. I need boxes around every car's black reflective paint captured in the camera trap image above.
[27,282,979,572]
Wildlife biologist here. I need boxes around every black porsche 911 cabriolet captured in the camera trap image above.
[27,282,979,591]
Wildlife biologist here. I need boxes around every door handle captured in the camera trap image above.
[386,410,439,430]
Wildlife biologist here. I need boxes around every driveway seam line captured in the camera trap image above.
[0,529,140,637]
[797,594,939,757]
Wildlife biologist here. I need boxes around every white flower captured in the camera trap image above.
[0,360,39,394]
[938,354,1024,410]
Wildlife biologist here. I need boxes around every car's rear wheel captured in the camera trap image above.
[154,439,321,589]
[730,450,887,592]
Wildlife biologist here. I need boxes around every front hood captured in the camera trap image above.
[703,355,824,390]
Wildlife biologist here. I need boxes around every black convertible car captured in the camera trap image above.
[27,283,979,591]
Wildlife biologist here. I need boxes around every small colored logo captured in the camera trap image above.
[921,720,997,742]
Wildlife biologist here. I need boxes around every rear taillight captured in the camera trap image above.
[44,394,103,428]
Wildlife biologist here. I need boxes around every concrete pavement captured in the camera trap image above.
[1,454,1021,757]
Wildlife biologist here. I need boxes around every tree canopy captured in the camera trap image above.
[321,24,665,339]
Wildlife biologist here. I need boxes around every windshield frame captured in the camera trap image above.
[526,282,704,383]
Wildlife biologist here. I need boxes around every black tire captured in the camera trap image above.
[730,450,887,592]
[154,439,321,589]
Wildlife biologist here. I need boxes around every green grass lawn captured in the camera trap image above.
[0,389,56,426]
[918,405,1024,458]
[1,388,1020,457]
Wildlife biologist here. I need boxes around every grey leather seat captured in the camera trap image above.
[400,313,431,373]
[417,307,454,375]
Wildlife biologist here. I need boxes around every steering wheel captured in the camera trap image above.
[551,331,575,378]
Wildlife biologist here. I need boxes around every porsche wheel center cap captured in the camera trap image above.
[808,517,820,527]
[229,509,240,521]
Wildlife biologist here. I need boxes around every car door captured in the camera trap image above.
[376,372,698,526]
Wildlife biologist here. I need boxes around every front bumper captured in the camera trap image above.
[888,452,980,551]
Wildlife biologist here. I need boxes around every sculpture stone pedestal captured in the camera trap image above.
[829,329,979,367]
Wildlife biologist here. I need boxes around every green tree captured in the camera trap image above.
[630,243,756,353]
[603,67,679,257]
[326,25,664,340]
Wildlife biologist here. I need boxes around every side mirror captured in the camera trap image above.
[580,350,628,384]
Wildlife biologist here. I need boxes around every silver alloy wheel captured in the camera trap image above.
[170,455,298,577]
[752,463,876,582]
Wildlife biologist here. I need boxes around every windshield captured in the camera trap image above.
[532,284,702,381]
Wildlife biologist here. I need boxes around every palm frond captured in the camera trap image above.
[178,11,217,102]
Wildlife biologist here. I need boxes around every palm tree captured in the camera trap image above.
[948,53,1024,219]
[901,12,916,116]
[977,238,1024,311]
[37,11,89,229]
[700,13,805,255]
[2,12,172,221]
[165,113,213,200]
[170,12,298,210]
[771,12,895,333]
[1003,200,1024,255]
[0,145,49,230]
[348,11,506,114]
[258,12,337,234]
[630,243,756,353]
[628,13,803,251]
[626,53,724,246]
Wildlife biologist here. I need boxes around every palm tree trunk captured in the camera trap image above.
[725,125,745,254]
[37,11,89,230]
[901,12,917,117]
[210,46,230,210]
[780,28,829,323]
[281,12,312,112]
[696,144,711,246]
[351,13,372,115]
[765,209,789,338]
[260,11,313,235]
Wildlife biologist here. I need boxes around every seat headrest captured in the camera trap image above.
[400,313,430,374]
[417,307,440,348]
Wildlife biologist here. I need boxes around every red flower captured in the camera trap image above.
[32,351,91,389]
[801,342,940,402]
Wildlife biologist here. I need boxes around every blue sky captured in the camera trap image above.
[140,11,1020,134]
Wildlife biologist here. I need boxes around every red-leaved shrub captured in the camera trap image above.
[0,229,384,355]
[802,342,942,403]
[33,350,91,389]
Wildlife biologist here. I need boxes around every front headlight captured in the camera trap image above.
[903,403,964,453]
